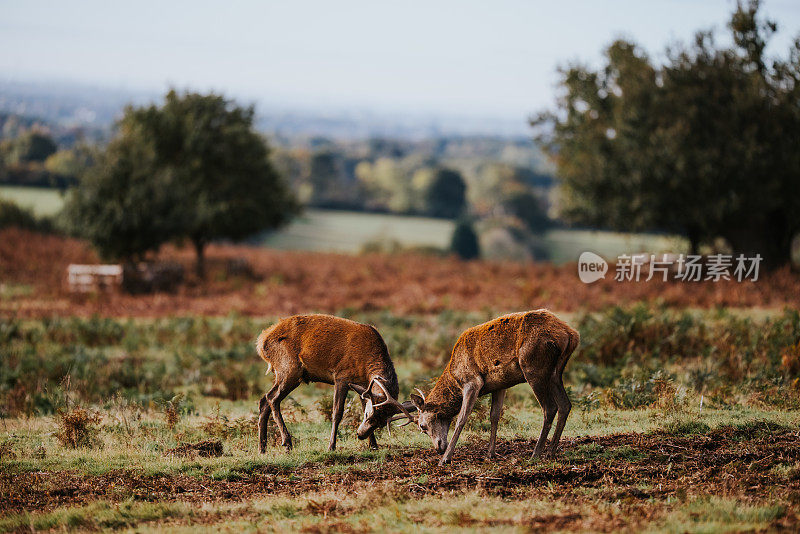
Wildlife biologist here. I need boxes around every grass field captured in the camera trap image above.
[0,186,64,217]
[255,209,455,253]
[2,307,799,532]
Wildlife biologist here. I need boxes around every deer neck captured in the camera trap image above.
[427,364,463,418]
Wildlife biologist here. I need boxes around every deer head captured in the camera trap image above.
[409,388,452,454]
[349,376,416,439]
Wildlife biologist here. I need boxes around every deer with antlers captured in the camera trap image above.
[406,310,579,465]
[256,314,414,452]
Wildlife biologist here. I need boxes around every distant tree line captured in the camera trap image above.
[0,114,95,189]
[1,96,556,265]
[270,139,552,226]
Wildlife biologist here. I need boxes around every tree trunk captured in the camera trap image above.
[193,238,206,279]
[687,232,700,256]
[725,221,792,271]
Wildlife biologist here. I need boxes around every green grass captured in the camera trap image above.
[0,185,65,217]
[255,209,455,252]
[0,500,188,532]
[653,497,786,534]
[0,491,789,533]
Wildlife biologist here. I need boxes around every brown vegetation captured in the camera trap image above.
[54,408,102,449]
[1,228,798,318]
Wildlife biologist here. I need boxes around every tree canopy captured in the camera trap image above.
[426,168,467,219]
[63,90,298,274]
[4,131,57,164]
[450,218,480,260]
[533,0,800,266]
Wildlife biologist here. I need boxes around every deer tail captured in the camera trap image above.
[556,328,580,377]
[256,329,273,375]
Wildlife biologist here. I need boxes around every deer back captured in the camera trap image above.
[256,314,397,389]
[428,310,578,407]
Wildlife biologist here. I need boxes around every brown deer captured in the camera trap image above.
[404,310,579,465]
[256,314,414,452]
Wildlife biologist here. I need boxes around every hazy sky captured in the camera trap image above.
[2,0,799,120]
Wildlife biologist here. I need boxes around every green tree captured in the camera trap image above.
[0,198,52,233]
[502,189,551,233]
[533,0,800,266]
[450,218,480,260]
[426,168,467,219]
[64,90,298,275]
[61,124,181,262]
[7,131,57,164]
[44,146,94,181]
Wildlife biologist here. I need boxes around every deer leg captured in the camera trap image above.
[487,389,506,459]
[258,394,272,453]
[546,373,572,457]
[328,381,348,451]
[523,370,556,460]
[268,374,301,451]
[439,379,483,466]
[360,397,379,450]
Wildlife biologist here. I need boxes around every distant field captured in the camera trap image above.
[0,186,64,217]
[256,209,455,252]
[0,185,688,262]
[544,229,687,264]
[257,210,687,263]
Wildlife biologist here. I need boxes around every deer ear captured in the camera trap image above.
[349,383,368,396]
[410,394,425,410]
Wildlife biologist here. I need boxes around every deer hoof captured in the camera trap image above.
[438,457,451,466]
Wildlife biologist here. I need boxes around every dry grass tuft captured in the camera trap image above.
[55,407,102,449]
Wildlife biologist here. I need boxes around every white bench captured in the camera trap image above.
[67,264,123,292]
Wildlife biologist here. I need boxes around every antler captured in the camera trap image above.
[371,378,415,426]
[387,412,417,425]
[414,388,427,403]
[360,376,384,400]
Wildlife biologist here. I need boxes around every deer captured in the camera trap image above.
[255,314,415,453]
[402,309,579,466]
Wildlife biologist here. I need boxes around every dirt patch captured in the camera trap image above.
[2,427,799,516]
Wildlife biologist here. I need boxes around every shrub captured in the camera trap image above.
[160,393,188,429]
[450,219,480,260]
[0,198,54,233]
[55,407,102,449]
